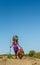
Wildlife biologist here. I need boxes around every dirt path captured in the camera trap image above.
[0,58,40,65]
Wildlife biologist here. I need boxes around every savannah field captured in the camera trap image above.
[0,55,40,65]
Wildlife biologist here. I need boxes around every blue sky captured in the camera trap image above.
[0,0,40,54]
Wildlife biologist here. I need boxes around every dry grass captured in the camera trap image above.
[0,56,40,65]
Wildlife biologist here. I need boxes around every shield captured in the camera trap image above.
[17,48,24,59]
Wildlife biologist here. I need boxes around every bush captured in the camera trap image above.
[7,54,13,59]
[28,50,36,57]
[34,52,40,58]
[0,56,3,58]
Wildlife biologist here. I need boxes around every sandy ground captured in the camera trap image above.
[0,57,40,65]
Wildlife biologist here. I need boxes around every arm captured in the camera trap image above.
[10,41,14,48]
[10,44,13,48]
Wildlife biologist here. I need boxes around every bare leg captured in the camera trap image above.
[15,51,17,59]
[15,53,17,58]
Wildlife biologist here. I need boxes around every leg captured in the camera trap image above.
[14,46,19,59]
[15,51,17,59]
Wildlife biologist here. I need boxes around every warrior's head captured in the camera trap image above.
[12,35,18,42]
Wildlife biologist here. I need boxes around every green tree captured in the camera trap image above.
[29,50,36,57]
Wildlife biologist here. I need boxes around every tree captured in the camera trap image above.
[28,50,36,57]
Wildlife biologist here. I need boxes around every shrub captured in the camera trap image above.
[7,54,13,59]
[28,50,36,57]
[34,52,40,58]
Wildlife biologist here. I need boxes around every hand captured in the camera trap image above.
[10,46,11,48]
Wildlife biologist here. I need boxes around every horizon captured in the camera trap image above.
[0,0,40,54]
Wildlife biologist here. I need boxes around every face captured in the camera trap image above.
[13,38,18,43]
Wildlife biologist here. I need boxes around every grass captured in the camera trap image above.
[0,51,40,59]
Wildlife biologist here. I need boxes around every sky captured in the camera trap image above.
[0,0,40,54]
